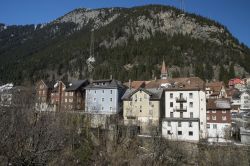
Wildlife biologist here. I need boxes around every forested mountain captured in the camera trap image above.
[0,5,250,85]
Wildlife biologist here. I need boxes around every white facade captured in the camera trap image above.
[207,123,230,138]
[240,92,250,112]
[85,88,119,114]
[162,90,207,142]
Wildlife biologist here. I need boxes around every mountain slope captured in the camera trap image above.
[0,5,250,85]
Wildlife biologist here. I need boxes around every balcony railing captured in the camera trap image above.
[175,97,187,103]
[174,106,187,112]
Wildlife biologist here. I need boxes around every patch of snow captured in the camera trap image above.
[54,82,59,88]
[0,83,14,92]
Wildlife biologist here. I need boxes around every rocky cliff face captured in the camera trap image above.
[0,5,249,84]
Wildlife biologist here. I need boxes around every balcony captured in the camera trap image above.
[174,106,187,112]
[175,97,187,103]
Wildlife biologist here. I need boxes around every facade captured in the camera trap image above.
[50,81,67,111]
[122,88,164,133]
[206,99,231,140]
[36,80,54,111]
[239,91,250,112]
[162,89,207,142]
[85,79,125,114]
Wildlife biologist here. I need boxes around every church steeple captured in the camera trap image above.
[160,60,168,79]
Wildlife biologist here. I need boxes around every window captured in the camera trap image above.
[130,102,132,106]
[167,130,171,134]
[102,107,104,110]
[207,116,210,120]
[170,102,173,107]
[207,124,210,129]
[101,98,104,102]
[110,107,112,111]
[40,85,44,89]
[65,99,67,103]
[190,112,193,118]
[189,102,193,108]
[110,90,112,94]
[170,112,173,118]
[94,98,96,102]
[178,122,182,127]
[212,116,216,120]
[95,90,96,94]
[212,110,216,113]
[206,110,210,113]
[180,93,183,98]
[110,98,112,102]
[213,124,217,129]
[189,93,193,99]
[189,122,192,127]
[222,110,226,114]
[180,112,183,118]
[170,93,173,99]
[222,116,227,121]
[178,131,182,135]
[70,92,74,96]
[65,92,68,96]
[140,105,142,109]
[69,98,73,103]
[102,90,104,93]
[168,122,171,127]
[189,131,193,136]
[43,91,46,95]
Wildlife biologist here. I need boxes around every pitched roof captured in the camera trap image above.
[85,79,125,89]
[122,88,163,100]
[206,81,224,92]
[145,77,205,90]
[123,81,145,89]
[65,79,89,91]
[207,98,231,110]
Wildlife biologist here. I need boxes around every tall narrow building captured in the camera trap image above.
[160,60,168,80]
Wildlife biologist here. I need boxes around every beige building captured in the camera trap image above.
[122,88,164,134]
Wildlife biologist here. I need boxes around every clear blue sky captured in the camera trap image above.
[0,0,249,47]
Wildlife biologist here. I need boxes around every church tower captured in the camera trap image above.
[160,60,168,80]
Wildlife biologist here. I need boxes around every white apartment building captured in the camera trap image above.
[162,89,207,142]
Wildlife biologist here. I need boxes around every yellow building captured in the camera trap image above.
[122,88,164,134]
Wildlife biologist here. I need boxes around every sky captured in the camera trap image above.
[0,0,249,47]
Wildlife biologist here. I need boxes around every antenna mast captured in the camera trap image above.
[86,29,95,76]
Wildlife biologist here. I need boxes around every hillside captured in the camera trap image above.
[0,5,250,85]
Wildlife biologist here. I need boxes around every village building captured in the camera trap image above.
[85,79,125,114]
[205,81,227,99]
[206,98,231,141]
[228,78,246,91]
[62,80,89,111]
[36,80,55,111]
[122,88,164,134]
[161,77,207,142]
[239,91,250,112]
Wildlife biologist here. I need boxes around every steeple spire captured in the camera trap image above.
[160,60,168,80]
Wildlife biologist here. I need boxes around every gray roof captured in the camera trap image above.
[65,79,89,91]
[122,88,163,100]
[85,79,124,90]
